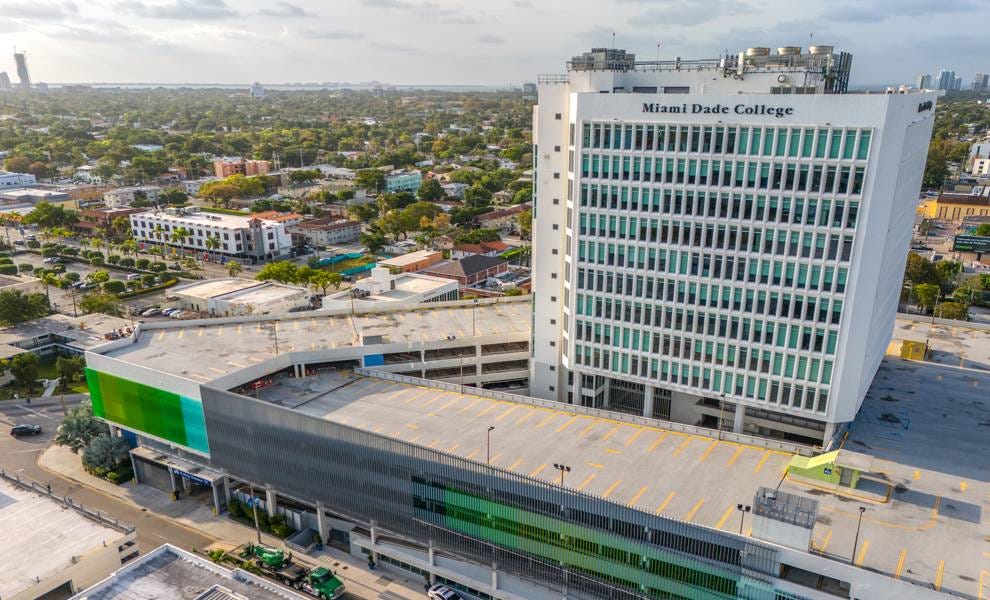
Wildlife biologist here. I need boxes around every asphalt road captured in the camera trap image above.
[0,399,216,554]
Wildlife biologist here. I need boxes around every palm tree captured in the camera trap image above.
[205,234,221,259]
[226,259,242,278]
[170,226,191,258]
[89,236,105,259]
[153,224,166,255]
[119,239,137,258]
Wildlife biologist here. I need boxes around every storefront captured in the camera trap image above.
[129,446,226,513]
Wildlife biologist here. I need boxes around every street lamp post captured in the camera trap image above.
[486,426,495,464]
[851,506,866,565]
[553,463,571,487]
[903,280,914,314]
[736,503,751,535]
[248,483,262,544]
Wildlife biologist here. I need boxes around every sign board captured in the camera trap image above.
[170,467,212,487]
[953,235,990,253]
[823,468,832,476]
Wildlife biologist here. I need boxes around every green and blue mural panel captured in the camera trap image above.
[85,368,210,455]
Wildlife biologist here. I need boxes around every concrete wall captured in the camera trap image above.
[10,541,128,600]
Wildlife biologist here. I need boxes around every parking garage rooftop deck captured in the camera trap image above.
[102,299,531,383]
[250,361,989,599]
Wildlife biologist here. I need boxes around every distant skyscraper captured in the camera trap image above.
[973,73,990,92]
[250,81,265,99]
[954,76,963,91]
[935,68,956,91]
[13,51,30,89]
[916,73,932,89]
[0,71,10,90]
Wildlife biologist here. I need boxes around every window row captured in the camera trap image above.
[573,321,834,386]
[577,218,857,260]
[578,185,860,229]
[575,245,851,291]
[581,122,872,162]
[579,155,866,196]
[574,279,844,327]
[572,347,829,413]
[574,295,839,353]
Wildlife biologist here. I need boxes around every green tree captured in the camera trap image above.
[417,178,443,201]
[309,271,342,295]
[82,434,131,472]
[226,259,243,277]
[256,261,298,284]
[516,209,532,240]
[22,201,78,228]
[79,292,123,316]
[914,283,940,312]
[935,301,968,321]
[10,352,40,394]
[355,169,386,192]
[289,169,322,184]
[55,355,85,390]
[0,290,50,325]
[348,202,379,224]
[87,270,111,285]
[55,404,110,454]
[903,252,942,287]
[975,224,990,237]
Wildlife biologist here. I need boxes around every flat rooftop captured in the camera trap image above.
[105,300,530,383]
[0,478,128,600]
[0,313,133,358]
[378,250,439,268]
[251,358,989,598]
[73,544,308,600]
[171,278,261,299]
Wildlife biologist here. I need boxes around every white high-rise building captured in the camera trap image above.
[531,46,938,443]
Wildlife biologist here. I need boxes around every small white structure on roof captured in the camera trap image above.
[322,267,457,310]
[169,277,311,316]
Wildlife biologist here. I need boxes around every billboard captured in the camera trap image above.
[952,235,990,253]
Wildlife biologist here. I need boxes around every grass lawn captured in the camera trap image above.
[325,256,375,273]
[0,357,88,401]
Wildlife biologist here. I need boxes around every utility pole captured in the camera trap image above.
[249,484,262,544]
[486,426,495,464]
[716,393,725,441]
[736,503,751,535]
[553,463,571,487]
[851,506,866,565]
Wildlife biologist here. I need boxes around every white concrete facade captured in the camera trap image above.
[322,267,458,310]
[530,47,938,442]
[129,207,291,260]
[0,171,36,188]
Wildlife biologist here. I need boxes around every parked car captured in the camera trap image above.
[168,262,181,270]
[141,306,161,316]
[13,239,25,246]
[10,424,42,437]
[427,585,461,600]
[126,273,143,280]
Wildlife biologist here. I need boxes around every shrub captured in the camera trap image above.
[119,257,135,268]
[149,262,167,272]
[26,240,40,249]
[141,274,157,287]
[135,258,150,269]
[41,247,58,257]
[103,280,126,294]
[107,254,121,265]
[63,247,79,256]
[90,256,105,266]
[0,257,12,264]
[64,271,80,282]
[17,263,33,272]
[228,498,243,518]
[257,510,270,531]
[0,265,17,275]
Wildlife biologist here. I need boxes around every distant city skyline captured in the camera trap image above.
[0,0,988,86]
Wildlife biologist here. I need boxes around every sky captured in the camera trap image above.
[0,0,987,86]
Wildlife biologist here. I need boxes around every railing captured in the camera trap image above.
[0,468,136,534]
[355,369,816,455]
[537,74,569,84]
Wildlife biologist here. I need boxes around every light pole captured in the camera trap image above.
[736,503,751,535]
[553,463,571,487]
[248,483,262,544]
[903,280,914,314]
[851,506,866,565]
[486,426,495,464]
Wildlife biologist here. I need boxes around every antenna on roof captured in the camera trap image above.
[611,32,615,49]
[656,41,662,62]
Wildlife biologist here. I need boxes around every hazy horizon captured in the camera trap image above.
[0,0,987,87]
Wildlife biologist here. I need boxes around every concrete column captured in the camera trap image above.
[265,487,277,517]
[733,403,745,433]
[642,385,655,419]
[316,502,328,544]
[222,475,231,503]
[212,482,221,514]
[823,421,837,446]
[129,452,140,485]
[427,538,436,567]
[108,424,120,437]
[369,520,379,561]
[491,562,498,592]
[601,379,611,409]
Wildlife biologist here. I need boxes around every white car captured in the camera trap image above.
[427,585,461,600]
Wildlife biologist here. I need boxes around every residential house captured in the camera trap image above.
[287,218,361,247]
[421,255,509,287]
[450,240,510,259]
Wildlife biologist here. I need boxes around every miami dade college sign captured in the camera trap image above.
[643,102,795,118]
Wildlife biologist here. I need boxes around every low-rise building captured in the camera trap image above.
[103,185,161,208]
[0,187,69,205]
[378,249,441,273]
[918,193,990,221]
[421,255,509,287]
[384,169,423,193]
[129,206,292,261]
[475,203,530,231]
[450,240,509,259]
[972,157,990,177]
[382,239,419,256]
[441,182,468,199]
[251,210,306,227]
[213,156,271,178]
[71,544,311,600]
[184,176,218,195]
[288,217,361,247]
[322,267,458,310]
[0,472,137,600]
[75,206,147,235]
[168,277,312,316]
[73,165,103,183]
[0,170,36,188]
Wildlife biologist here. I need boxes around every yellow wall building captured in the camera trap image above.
[917,194,990,220]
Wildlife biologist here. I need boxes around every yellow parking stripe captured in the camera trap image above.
[508,458,524,471]
[535,413,557,429]
[697,441,718,462]
[601,425,621,442]
[579,421,598,437]
[576,473,597,491]
[555,416,578,433]
[514,408,537,426]
[753,451,772,473]
[715,504,735,529]
[855,540,870,566]
[529,463,547,478]
[725,446,744,467]
[628,486,648,506]
[655,492,676,514]
[602,479,622,498]
[935,559,945,591]
[672,438,691,456]
[894,550,906,579]
[624,429,645,447]
[684,499,705,521]
[649,431,669,451]
[496,405,520,421]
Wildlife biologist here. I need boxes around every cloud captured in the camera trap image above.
[628,0,742,26]
[116,0,238,20]
[0,0,78,20]
[821,0,980,22]
[362,0,411,7]
[368,41,423,54]
[258,1,313,17]
[478,34,504,44]
[299,27,365,39]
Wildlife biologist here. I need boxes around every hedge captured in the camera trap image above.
[117,277,178,299]
[0,265,17,275]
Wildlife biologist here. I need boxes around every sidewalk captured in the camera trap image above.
[39,444,427,600]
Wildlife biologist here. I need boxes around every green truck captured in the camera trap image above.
[239,542,345,599]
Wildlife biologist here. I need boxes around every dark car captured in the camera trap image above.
[10,424,42,437]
